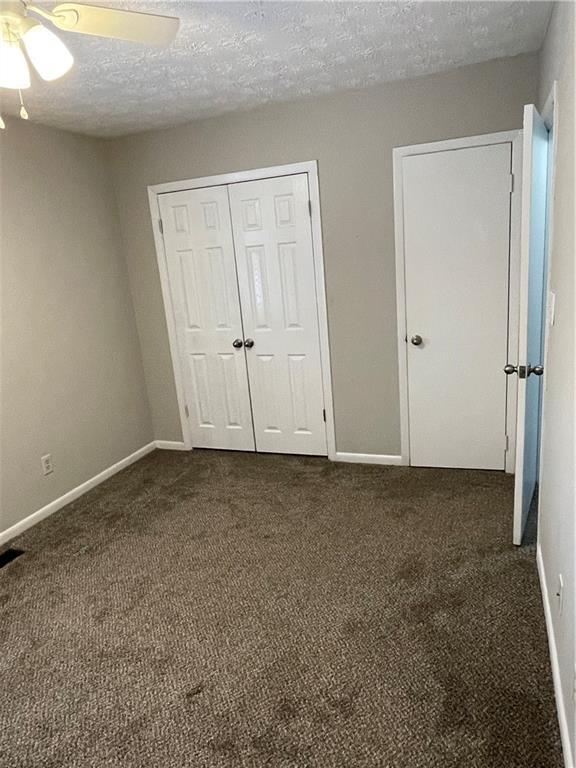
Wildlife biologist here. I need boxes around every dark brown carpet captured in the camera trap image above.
[0,450,563,768]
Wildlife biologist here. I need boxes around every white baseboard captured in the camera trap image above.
[334,451,403,466]
[154,440,191,451]
[537,544,575,768]
[0,442,156,547]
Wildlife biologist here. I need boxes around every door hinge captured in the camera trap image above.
[509,174,514,194]
[184,404,189,418]
[308,200,312,217]
[322,408,326,422]
[158,218,164,234]
[504,434,509,452]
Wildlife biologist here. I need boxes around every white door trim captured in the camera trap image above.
[393,131,523,469]
[537,81,558,506]
[148,161,336,460]
[541,80,557,130]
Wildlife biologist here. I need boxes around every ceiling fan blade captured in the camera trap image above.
[49,3,179,46]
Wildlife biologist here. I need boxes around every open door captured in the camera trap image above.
[510,105,549,545]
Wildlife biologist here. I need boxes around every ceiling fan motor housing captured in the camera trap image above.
[0,1,27,28]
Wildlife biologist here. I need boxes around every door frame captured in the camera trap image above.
[393,130,523,471]
[147,161,336,459]
[536,82,558,507]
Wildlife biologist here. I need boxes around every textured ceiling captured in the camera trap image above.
[0,1,552,137]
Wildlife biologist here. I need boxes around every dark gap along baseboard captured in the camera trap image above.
[0,549,24,569]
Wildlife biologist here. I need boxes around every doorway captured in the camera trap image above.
[393,131,522,471]
[149,162,336,458]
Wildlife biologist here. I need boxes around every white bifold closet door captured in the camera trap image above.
[159,185,255,450]
[228,174,326,455]
[159,174,327,456]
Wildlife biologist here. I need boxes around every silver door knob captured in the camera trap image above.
[232,338,243,349]
[528,364,544,376]
[411,335,423,346]
[244,338,255,349]
[503,364,518,375]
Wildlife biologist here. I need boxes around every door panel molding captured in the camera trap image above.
[148,161,336,459]
[393,130,522,469]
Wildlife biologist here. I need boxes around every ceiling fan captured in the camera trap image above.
[0,1,180,126]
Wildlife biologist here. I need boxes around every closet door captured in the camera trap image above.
[159,186,255,450]
[402,143,511,469]
[228,174,327,455]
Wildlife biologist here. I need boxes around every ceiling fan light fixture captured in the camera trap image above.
[0,27,31,89]
[22,21,73,81]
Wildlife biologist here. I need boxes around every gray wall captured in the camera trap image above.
[537,2,575,760]
[106,53,538,455]
[0,120,153,533]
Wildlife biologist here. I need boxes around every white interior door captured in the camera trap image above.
[513,105,549,545]
[402,143,512,469]
[159,186,255,451]
[228,174,327,455]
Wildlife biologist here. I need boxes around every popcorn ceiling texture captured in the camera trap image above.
[0,0,552,137]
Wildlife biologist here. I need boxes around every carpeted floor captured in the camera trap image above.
[0,449,563,768]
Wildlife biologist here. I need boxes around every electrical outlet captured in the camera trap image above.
[556,574,564,616]
[41,454,53,476]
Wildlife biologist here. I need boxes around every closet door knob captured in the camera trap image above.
[244,339,255,349]
[232,338,243,349]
